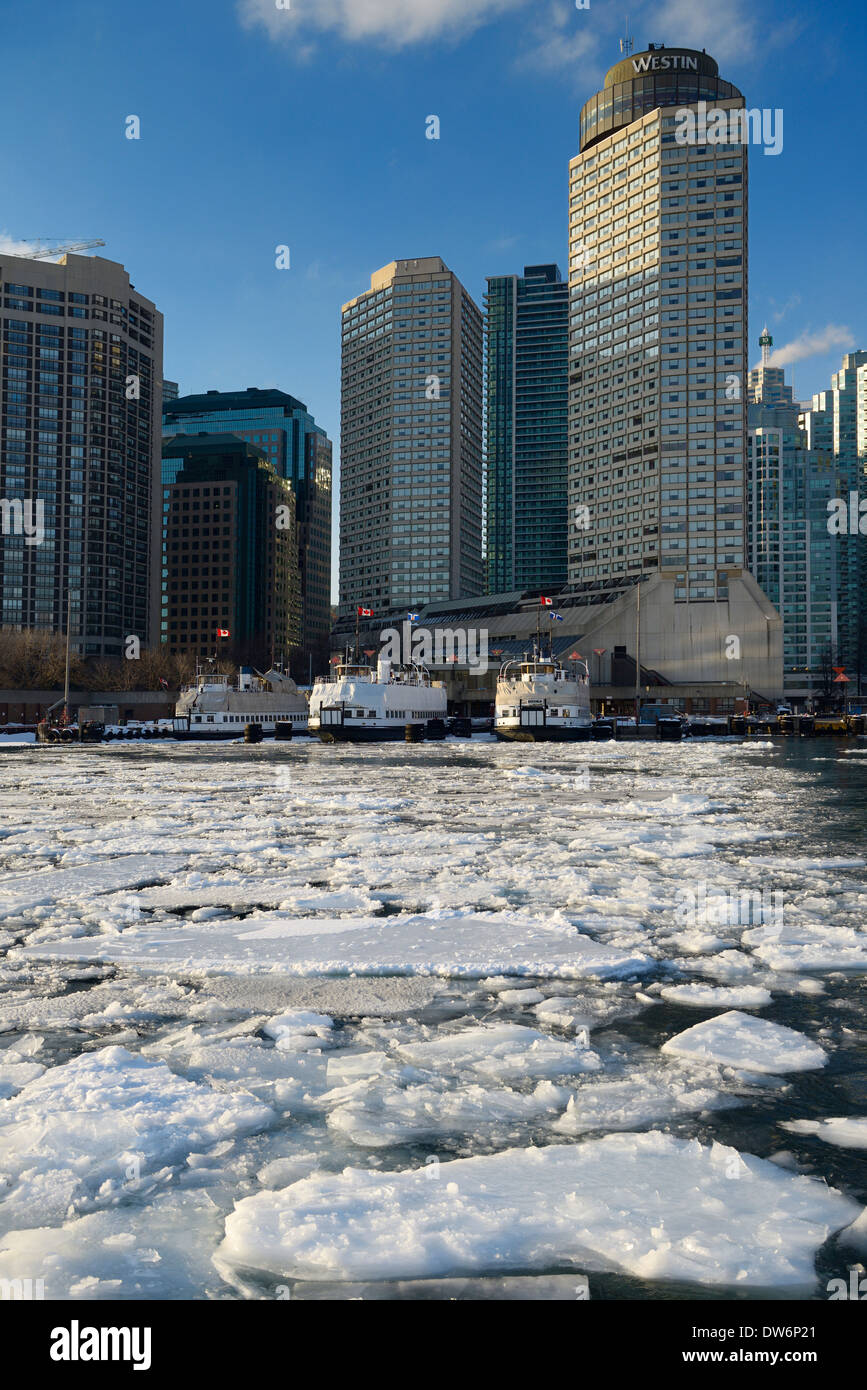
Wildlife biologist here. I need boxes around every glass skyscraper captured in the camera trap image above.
[800,351,867,685]
[485,264,568,594]
[162,388,332,668]
[0,252,163,656]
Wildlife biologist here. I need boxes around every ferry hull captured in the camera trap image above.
[495,725,594,743]
[312,724,428,744]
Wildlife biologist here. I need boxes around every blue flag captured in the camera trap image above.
[408,612,420,623]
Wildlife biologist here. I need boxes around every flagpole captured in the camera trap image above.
[62,586,72,725]
[634,581,641,727]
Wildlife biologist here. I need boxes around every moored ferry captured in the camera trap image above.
[495,645,592,742]
[173,665,308,739]
[308,656,447,742]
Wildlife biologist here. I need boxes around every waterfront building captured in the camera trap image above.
[0,251,163,654]
[568,44,748,606]
[800,351,867,684]
[161,433,300,666]
[747,349,839,702]
[339,256,484,619]
[163,388,332,669]
[485,264,569,594]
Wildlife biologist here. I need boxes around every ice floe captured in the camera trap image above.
[217,1132,859,1288]
[0,1046,273,1228]
[662,1011,827,1074]
[781,1117,867,1149]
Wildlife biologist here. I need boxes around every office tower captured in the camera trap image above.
[163,388,332,668]
[800,351,867,679]
[485,264,569,594]
[0,252,163,654]
[161,433,300,665]
[747,347,839,702]
[568,44,747,604]
[748,328,795,408]
[162,380,179,405]
[339,257,483,619]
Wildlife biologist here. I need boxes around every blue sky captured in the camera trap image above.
[3,0,866,597]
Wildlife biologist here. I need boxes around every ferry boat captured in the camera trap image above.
[173,665,308,739]
[308,655,447,743]
[495,643,592,742]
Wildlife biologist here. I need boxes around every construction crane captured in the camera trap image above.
[26,239,105,261]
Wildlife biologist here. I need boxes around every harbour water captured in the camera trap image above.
[0,736,865,1299]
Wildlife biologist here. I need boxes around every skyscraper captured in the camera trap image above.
[339,257,483,619]
[0,252,163,655]
[568,45,747,605]
[747,347,839,703]
[485,264,568,594]
[163,388,332,668]
[800,351,867,681]
[161,433,300,666]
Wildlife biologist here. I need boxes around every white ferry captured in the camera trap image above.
[173,665,308,739]
[495,644,592,742]
[308,655,447,742]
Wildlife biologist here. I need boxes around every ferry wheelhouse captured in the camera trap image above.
[495,645,592,742]
[308,656,447,743]
[173,665,308,739]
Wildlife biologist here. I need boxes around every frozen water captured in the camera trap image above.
[217,1132,859,1288]
[662,1011,827,1074]
[1,738,865,1300]
[781,1117,867,1149]
[0,1046,273,1228]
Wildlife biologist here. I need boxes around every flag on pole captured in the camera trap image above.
[357,606,372,618]
[548,611,563,622]
[540,596,553,607]
[217,628,230,638]
[407,612,420,623]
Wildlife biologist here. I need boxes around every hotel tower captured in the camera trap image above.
[568,44,748,606]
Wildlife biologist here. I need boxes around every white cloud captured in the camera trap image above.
[763,325,857,370]
[0,233,44,258]
[238,0,531,49]
[643,0,759,65]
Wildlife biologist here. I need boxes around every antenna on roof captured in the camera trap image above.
[619,17,633,54]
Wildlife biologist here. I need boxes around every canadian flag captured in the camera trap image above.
[540,596,553,607]
[217,628,230,638]
[357,606,372,617]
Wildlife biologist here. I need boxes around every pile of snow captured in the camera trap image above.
[217,1132,858,1288]
[662,1012,827,1075]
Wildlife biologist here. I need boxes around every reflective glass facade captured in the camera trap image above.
[485,265,568,594]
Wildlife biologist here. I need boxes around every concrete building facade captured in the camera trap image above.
[568,45,748,608]
[339,257,484,619]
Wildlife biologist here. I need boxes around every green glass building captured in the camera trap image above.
[485,264,568,594]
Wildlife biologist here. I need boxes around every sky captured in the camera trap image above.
[2,0,866,598]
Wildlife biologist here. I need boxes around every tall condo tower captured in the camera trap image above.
[568,45,748,605]
[0,252,163,654]
[339,257,484,619]
[485,264,569,594]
